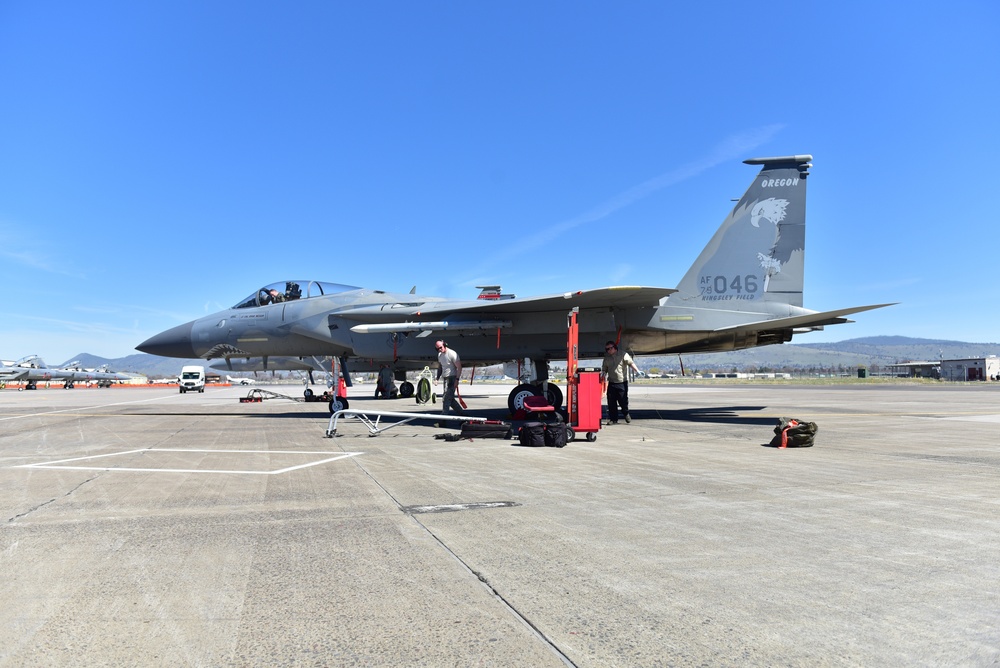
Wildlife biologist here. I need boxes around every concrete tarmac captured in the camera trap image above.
[2,381,999,666]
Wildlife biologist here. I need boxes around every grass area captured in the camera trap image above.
[631,376,943,386]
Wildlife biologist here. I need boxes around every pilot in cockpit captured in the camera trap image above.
[264,289,284,305]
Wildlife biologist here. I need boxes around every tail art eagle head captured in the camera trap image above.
[750,198,789,227]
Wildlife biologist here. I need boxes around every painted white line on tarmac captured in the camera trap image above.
[15,448,363,475]
[912,414,1000,423]
[0,392,185,422]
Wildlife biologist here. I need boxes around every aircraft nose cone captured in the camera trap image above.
[136,322,197,358]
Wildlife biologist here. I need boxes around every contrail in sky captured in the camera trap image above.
[461,124,784,286]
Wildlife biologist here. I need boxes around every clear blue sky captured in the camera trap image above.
[2,2,998,364]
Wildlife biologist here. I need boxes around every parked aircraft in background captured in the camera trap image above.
[226,375,256,385]
[0,361,32,385]
[0,358,132,389]
[138,155,893,413]
[0,356,77,389]
[59,361,133,388]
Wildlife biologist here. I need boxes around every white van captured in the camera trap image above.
[179,365,206,393]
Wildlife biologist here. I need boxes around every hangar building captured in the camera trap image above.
[939,356,1000,381]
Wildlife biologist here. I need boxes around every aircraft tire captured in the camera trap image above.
[304,388,314,398]
[539,383,563,411]
[507,383,538,414]
[399,381,414,398]
[328,395,349,414]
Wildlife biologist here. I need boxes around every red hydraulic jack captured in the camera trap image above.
[566,307,601,442]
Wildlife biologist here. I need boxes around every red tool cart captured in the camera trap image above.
[566,308,601,442]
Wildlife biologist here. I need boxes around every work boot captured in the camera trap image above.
[625,414,631,423]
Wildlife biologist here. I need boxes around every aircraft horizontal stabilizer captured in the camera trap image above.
[714,303,896,334]
[0,368,28,381]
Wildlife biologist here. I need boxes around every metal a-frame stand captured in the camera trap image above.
[324,411,486,438]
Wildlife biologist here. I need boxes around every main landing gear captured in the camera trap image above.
[506,366,564,415]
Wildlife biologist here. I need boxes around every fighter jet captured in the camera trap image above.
[0,356,78,390]
[58,362,133,388]
[137,155,893,412]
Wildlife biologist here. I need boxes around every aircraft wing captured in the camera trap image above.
[457,286,677,312]
[340,286,675,321]
[341,286,676,334]
[713,303,897,333]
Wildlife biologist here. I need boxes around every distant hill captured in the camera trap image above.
[60,336,1000,378]
[795,337,998,364]
[639,336,1000,374]
[56,353,213,378]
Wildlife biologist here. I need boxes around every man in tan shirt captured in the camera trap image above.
[435,340,464,416]
[601,341,640,424]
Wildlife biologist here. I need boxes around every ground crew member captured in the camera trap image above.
[435,340,464,416]
[601,340,640,424]
[374,364,395,399]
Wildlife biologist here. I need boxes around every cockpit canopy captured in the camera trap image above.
[14,355,44,368]
[233,281,360,309]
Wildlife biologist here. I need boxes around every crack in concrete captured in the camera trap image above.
[7,474,99,523]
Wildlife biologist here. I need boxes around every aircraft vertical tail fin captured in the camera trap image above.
[671,155,813,310]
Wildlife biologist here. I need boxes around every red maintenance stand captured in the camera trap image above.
[566,308,601,442]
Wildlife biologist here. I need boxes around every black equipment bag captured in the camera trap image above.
[518,422,546,447]
[770,417,818,448]
[544,423,568,448]
[460,421,512,440]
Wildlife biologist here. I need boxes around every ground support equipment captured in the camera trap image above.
[240,388,313,404]
[241,387,347,413]
[520,395,569,447]
[414,367,437,405]
[325,410,487,438]
[565,307,601,442]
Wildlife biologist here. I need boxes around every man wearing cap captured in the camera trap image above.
[601,341,640,425]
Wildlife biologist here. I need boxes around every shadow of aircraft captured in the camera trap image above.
[631,406,774,427]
